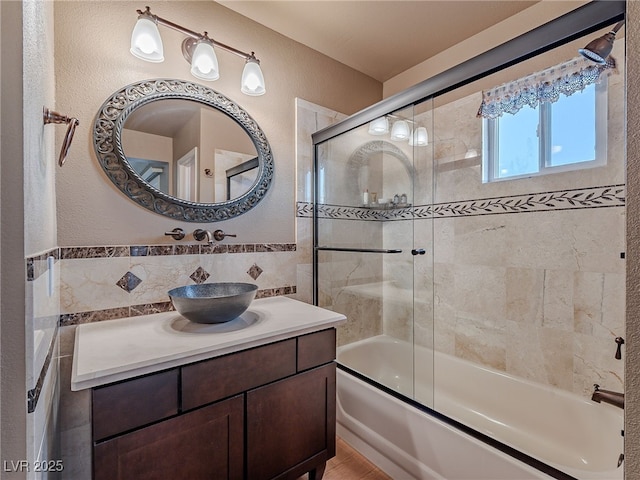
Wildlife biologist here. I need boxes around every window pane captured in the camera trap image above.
[549,84,596,166]
[497,105,539,178]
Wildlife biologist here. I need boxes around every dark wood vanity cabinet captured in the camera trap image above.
[91,328,337,480]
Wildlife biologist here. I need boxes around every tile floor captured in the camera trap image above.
[299,437,392,480]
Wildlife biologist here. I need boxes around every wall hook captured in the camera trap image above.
[43,107,80,167]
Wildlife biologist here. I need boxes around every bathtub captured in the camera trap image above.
[336,335,623,480]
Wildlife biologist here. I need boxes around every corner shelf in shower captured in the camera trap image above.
[360,203,412,210]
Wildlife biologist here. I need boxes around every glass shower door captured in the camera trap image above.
[411,98,435,409]
[315,105,418,399]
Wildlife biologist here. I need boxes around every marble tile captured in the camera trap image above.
[59,325,76,358]
[433,264,456,355]
[602,272,625,333]
[60,257,131,313]
[454,264,507,327]
[542,269,574,331]
[295,263,313,305]
[454,315,506,371]
[573,332,624,397]
[335,290,383,347]
[128,254,201,305]
[506,267,544,326]
[573,271,605,335]
[60,423,92,480]
[505,321,573,390]
[58,355,90,433]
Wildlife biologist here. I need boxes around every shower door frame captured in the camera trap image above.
[312,1,626,479]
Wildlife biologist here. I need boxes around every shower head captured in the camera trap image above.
[578,20,625,64]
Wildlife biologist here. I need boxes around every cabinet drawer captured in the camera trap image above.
[297,329,336,372]
[92,369,179,441]
[182,339,297,410]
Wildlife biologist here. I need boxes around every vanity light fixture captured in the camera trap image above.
[390,120,410,141]
[368,117,389,135]
[130,6,266,95]
[408,127,428,147]
[190,35,219,81]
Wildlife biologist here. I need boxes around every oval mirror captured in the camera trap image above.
[93,79,274,222]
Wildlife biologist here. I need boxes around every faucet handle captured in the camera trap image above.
[164,228,185,241]
[615,337,625,360]
[213,230,237,241]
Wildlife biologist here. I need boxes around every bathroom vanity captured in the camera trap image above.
[72,296,346,480]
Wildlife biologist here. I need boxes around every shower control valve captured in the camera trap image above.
[615,337,625,360]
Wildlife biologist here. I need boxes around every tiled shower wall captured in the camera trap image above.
[302,45,626,398]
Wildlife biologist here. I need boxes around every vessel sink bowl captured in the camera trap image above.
[168,283,258,324]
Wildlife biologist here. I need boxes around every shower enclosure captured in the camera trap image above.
[312,2,626,479]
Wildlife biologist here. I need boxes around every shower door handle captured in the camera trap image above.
[411,248,426,256]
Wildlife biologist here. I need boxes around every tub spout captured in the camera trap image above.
[591,384,624,409]
[193,229,214,245]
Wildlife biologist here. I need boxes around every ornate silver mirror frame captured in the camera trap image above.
[93,78,274,222]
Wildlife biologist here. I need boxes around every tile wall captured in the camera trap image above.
[303,46,626,398]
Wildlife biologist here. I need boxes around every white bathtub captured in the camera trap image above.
[337,335,623,480]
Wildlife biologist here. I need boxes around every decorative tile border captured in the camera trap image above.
[59,286,297,327]
[27,324,58,414]
[26,247,60,282]
[298,184,625,221]
[60,242,296,259]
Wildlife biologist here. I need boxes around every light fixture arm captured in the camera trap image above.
[137,6,257,62]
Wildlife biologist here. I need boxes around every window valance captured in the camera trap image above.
[477,56,616,119]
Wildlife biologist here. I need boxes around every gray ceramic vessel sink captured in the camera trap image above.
[168,283,258,324]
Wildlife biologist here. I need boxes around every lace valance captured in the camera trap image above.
[477,56,616,119]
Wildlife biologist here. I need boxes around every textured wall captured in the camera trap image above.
[625,1,639,478]
[0,1,27,474]
[54,1,381,247]
[383,1,588,98]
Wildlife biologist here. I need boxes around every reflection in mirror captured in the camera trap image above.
[122,99,259,203]
[93,79,274,222]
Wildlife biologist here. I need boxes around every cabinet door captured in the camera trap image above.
[246,363,336,480]
[94,395,243,480]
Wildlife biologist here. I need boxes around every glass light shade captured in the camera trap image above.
[390,120,410,141]
[412,127,428,146]
[368,117,389,136]
[191,40,219,81]
[241,59,266,96]
[130,17,164,63]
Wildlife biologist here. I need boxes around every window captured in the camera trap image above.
[479,58,611,183]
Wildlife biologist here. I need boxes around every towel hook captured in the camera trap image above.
[43,107,80,167]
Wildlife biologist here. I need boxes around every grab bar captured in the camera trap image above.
[43,107,80,167]
[315,246,402,254]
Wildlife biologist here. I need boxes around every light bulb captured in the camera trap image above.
[390,120,410,141]
[413,127,428,146]
[368,117,388,135]
[241,58,266,96]
[130,17,164,63]
[191,40,219,81]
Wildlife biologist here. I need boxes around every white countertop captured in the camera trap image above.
[71,296,346,391]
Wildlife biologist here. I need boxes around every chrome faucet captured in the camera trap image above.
[193,229,214,245]
[591,384,624,409]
